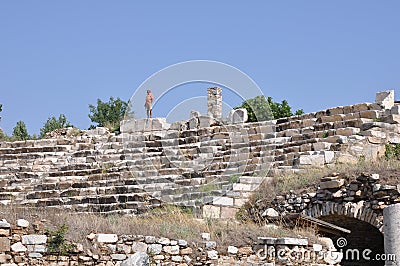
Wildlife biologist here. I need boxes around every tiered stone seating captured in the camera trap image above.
[0,91,399,216]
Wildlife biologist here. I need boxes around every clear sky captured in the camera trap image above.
[1,1,399,135]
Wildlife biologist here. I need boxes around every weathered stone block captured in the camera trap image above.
[11,242,27,252]
[376,90,394,109]
[147,244,162,255]
[275,237,308,246]
[202,205,220,218]
[22,235,47,245]
[228,245,238,254]
[121,252,149,266]
[227,108,248,124]
[299,154,325,166]
[163,245,179,255]
[131,241,147,253]
[261,208,279,218]
[96,234,118,243]
[16,219,29,228]
[0,219,10,229]
[320,179,345,189]
[111,254,127,261]
[188,117,199,130]
[190,110,200,118]
[212,197,234,206]
[0,237,10,252]
[220,207,238,219]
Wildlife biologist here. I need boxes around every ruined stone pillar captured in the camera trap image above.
[383,203,400,265]
[376,90,394,110]
[207,87,222,119]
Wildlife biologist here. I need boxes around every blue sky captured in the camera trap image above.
[1,1,399,135]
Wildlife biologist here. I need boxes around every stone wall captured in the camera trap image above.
[0,218,340,265]
[254,172,400,232]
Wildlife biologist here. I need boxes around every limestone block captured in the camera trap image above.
[352,103,370,112]
[207,250,218,259]
[111,254,127,261]
[361,129,386,138]
[188,117,199,129]
[121,252,149,266]
[320,114,345,123]
[151,118,170,130]
[261,208,279,218]
[320,179,345,189]
[0,237,10,252]
[232,183,259,191]
[199,115,217,128]
[212,197,234,206]
[163,245,179,255]
[364,144,386,160]
[201,233,211,240]
[312,142,331,151]
[132,242,148,253]
[0,219,10,229]
[299,154,325,166]
[227,108,248,124]
[202,205,220,218]
[391,105,400,115]
[220,207,238,219]
[359,110,379,119]
[275,237,308,246]
[327,106,344,115]
[383,114,400,124]
[336,127,360,136]
[11,242,27,252]
[147,244,162,255]
[0,229,9,237]
[120,120,135,133]
[228,246,238,254]
[190,110,200,118]
[22,235,47,245]
[96,234,118,243]
[376,90,394,109]
[322,151,335,164]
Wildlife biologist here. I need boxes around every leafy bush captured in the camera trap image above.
[12,121,29,141]
[88,97,129,132]
[46,224,76,255]
[385,143,400,160]
[235,95,304,122]
[40,114,72,138]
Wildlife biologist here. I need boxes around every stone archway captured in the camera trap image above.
[321,215,384,266]
[304,201,384,266]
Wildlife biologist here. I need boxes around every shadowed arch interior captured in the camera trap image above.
[320,214,384,266]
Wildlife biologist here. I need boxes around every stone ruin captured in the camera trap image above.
[0,88,399,265]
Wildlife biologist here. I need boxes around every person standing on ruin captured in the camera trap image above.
[145,89,154,119]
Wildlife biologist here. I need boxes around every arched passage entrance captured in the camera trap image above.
[302,201,385,265]
[320,214,384,266]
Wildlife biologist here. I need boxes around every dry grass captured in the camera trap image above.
[0,204,320,253]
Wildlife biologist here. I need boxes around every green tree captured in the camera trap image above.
[40,114,72,138]
[235,95,273,122]
[235,95,304,122]
[88,97,128,131]
[12,121,29,141]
